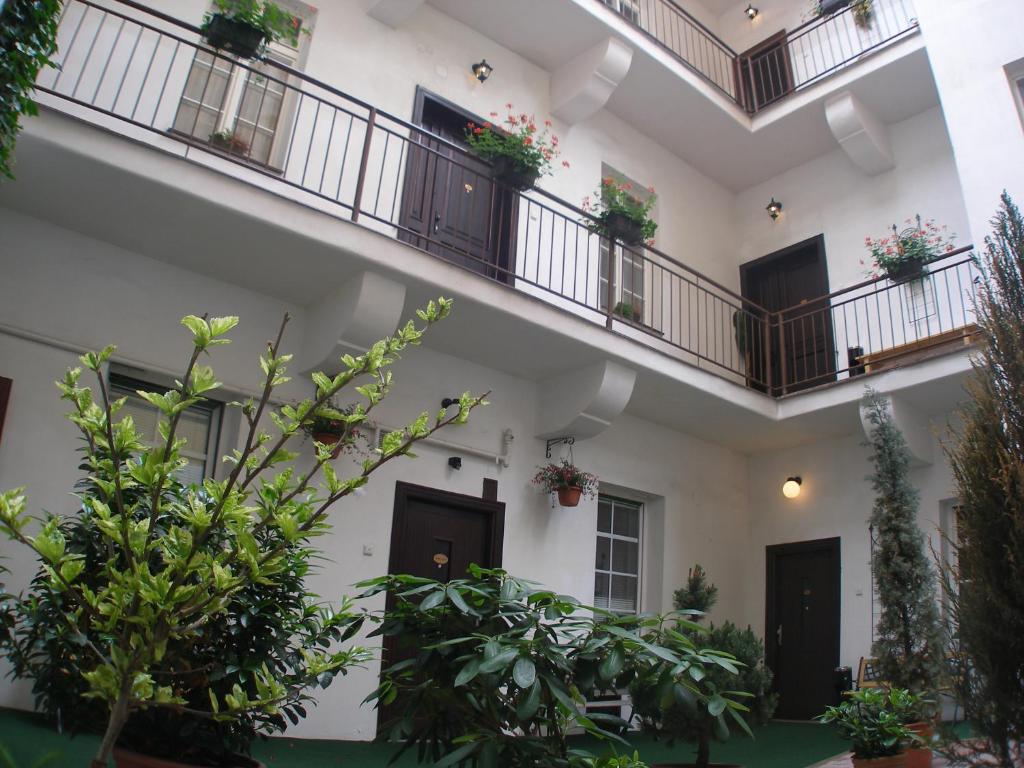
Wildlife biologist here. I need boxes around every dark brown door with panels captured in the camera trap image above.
[400,88,517,282]
[765,537,841,720]
[378,482,505,730]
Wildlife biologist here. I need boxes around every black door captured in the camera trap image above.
[766,538,841,720]
[738,31,793,112]
[741,235,835,394]
[400,89,517,282]
[378,483,505,731]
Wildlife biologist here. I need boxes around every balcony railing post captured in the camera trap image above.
[761,309,773,393]
[605,236,617,329]
[776,312,788,396]
[351,107,376,223]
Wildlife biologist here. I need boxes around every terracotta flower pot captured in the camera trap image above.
[114,749,264,768]
[905,721,934,768]
[851,753,908,768]
[201,14,267,59]
[556,486,582,507]
[490,156,540,191]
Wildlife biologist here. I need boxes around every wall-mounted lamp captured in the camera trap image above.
[744,3,759,20]
[471,59,493,83]
[766,197,783,221]
[448,456,463,471]
[782,476,802,499]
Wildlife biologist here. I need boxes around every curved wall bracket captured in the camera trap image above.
[825,91,895,176]
[536,360,637,441]
[300,270,407,376]
[551,37,634,126]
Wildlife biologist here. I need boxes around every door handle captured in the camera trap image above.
[776,624,783,647]
[433,211,441,234]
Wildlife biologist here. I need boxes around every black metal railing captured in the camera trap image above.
[36,0,974,399]
[599,0,919,114]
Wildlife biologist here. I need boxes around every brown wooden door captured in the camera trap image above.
[738,31,794,112]
[400,89,517,283]
[741,235,835,393]
[766,538,841,720]
[378,483,505,732]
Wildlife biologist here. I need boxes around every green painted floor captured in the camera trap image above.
[0,708,847,768]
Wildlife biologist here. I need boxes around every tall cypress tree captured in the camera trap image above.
[942,193,1024,766]
[862,388,945,700]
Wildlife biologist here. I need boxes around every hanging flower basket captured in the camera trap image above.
[490,155,541,191]
[533,459,598,506]
[862,215,956,282]
[582,177,657,247]
[201,14,268,59]
[603,211,645,246]
[465,104,567,192]
[886,256,926,283]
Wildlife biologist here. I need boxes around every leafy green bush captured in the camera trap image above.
[0,0,62,179]
[818,688,917,759]
[361,567,749,768]
[0,299,486,768]
[203,0,304,49]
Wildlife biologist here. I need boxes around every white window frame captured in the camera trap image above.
[594,495,645,616]
[1006,60,1024,133]
[109,372,224,483]
[597,166,655,322]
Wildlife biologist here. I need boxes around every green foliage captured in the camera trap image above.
[0,0,62,180]
[579,752,650,768]
[862,388,945,702]
[582,178,658,244]
[0,299,487,767]
[863,216,956,278]
[360,567,749,768]
[612,302,640,322]
[818,688,917,759]
[0,743,59,768]
[203,0,305,49]
[941,193,1024,767]
[660,567,771,768]
[672,564,719,621]
[532,459,599,497]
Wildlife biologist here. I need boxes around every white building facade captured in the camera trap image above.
[1,0,1022,740]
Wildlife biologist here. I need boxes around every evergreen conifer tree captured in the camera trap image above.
[862,388,944,701]
[942,193,1024,766]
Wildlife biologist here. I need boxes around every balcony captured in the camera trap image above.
[13,0,977,408]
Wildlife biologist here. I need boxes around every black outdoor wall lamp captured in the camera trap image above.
[767,197,783,221]
[472,59,493,83]
[745,3,759,20]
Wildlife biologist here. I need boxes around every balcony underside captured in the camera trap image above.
[426,0,934,190]
[0,107,974,453]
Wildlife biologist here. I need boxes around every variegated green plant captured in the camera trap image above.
[0,299,486,768]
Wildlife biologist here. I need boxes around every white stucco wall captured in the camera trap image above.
[0,207,752,739]
[914,0,1024,245]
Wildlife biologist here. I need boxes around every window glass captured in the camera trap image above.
[593,496,643,615]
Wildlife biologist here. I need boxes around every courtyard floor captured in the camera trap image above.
[0,708,850,767]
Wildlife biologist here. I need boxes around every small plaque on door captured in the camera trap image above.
[433,553,449,565]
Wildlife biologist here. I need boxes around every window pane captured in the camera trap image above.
[598,499,612,532]
[612,539,638,575]
[613,505,640,538]
[593,572,610,608]
[177,409,211,452]
[595,536,611,571]
[610,575,638,614]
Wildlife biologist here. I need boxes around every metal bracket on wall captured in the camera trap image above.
[545,436,575,459]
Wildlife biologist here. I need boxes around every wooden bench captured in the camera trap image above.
[859,325,977,374]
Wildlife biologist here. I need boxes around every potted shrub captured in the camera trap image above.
[200,0,304,60]
[532,458,598,507]
[465,104,567,191]
[361,567,747,768]
[888,689,936,768]
[613,301,642,323]
[209,129,250,156]
[0,299,486,768]
[862,216,956,282]
[818,688,919,768]
[582,178,657,247]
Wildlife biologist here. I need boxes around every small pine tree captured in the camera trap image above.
[862,388,945,701]
[941,193,1024,767]
[672,564,719,621]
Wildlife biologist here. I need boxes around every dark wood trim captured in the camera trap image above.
[386,481,506,579]
[481,478,498,502]
[0,377,11,448]
[740,233,828,281]
[764,536,841,686]
[737,29,795,112]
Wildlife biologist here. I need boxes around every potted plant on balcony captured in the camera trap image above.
[209,129,250,156]
[0,300,487,768]
[201,0,304,60]
[613,301,642,323]
[818,688,920,768]
[583,178,658,247]
[863,216,956,282]
[532,458,598,507]
[465,104,567,191]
